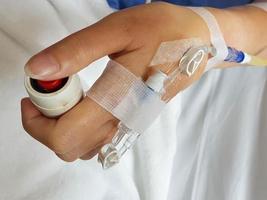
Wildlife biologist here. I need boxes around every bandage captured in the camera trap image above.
[188,7,228,71]
[87,60,166,134]
[150,38,204,67]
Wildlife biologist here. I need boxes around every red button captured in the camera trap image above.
[37,79,63,92]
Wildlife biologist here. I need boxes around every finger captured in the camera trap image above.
[24,14,133,80]
[45,96,116,155]
[56,118,117,162]
[21,98,57,146]
[21,97,41,119]
[22,93,117,158]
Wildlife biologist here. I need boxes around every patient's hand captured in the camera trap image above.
[21,2,210,161]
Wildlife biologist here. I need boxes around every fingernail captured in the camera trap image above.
[24,53,60,78]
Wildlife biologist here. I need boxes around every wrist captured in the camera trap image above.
[208,6,267,55]
[207,8,245,51]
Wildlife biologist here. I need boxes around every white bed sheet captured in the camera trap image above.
[0,1,266,200]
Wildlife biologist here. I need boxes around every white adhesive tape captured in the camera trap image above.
[188,7,228,71]
[251,3,267,12]
[87,60,166,133]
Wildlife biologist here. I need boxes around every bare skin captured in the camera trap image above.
[21,2,267,161]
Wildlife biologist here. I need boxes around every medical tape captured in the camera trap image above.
[251,3,267,12]
[87,60,166,134]
[150,38,204,67]
[188,7,228,71]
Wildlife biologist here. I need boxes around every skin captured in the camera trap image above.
[21,2,267,161]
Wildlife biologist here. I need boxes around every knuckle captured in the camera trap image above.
[48,130,74,154]
[56,153,77,162]
[22,119,33,133]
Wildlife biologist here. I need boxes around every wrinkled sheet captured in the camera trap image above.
[0,1,266,200]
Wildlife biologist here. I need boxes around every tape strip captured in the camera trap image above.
[188,7,228,71]
[251,3,267,12]
[87,60,166,133]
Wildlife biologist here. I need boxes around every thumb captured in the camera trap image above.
[24,16,132,80]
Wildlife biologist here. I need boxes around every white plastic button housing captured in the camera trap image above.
[24,74,83,117]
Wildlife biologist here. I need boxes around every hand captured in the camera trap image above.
[21,2,210,161]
